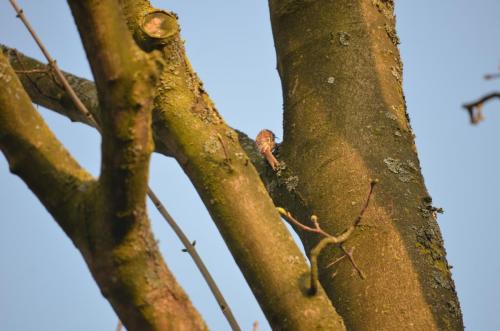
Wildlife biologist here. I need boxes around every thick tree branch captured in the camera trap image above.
[0,51,92,235]
[0,43,244,331]
[66,0,157,212]
[8,0,98,128]
[3,5,346,325]
[65,1,208,330]
[0,44,101,128]
[114,1,346,329]
[0,45,269,168]
[1,14,343,330]
[3,1,208,329]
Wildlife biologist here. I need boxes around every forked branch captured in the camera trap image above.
[7,1,208,330]
[278,180,377,294]
[463,92,500,124]
[0,52,92,234]
[8,1,239,329]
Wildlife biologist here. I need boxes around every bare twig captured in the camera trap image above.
[11,49,62,106]
[463,92,500,124]
[9,0,98,128]
[325,252,347,268]
[147,189,241,331]
[9,2,240,330]
[278,180,376,294]
[484,73,500,80]
[278,210,330,237]
[340,245,366,279]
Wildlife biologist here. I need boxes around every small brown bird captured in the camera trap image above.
[256,129,280,170]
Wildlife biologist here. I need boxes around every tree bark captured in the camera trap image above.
[109,1,346,329]
[1,0,347,329]
[0,47,207,330]
[268,0,463,330]
[1,0,467,329]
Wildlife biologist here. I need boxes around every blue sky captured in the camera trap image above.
[1,1,499,330]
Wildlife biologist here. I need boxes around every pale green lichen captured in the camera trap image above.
[330,31,351,47]
[337,31,351,46]
[418,196,444,218]
[384,111,398,121]
[407,160,418,172]
[446,300,460,317]
[0,61,12,84]
[284,255,302,265]
[384,23,400,46]
[285,175,299,192]
[391,104,403,114]
[432,270,452,290]
[372,0,395,21]
[203,136,221,155]
[225,129,237,141]
[390,66,401,82]
[192,100,221,125]
[383,157,416,182]
[274,161,301,193]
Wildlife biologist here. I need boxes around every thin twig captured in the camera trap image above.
[325,253,347,268]
[11,49,61,105]
[484,73,500,80]
[340,245,366,279]
[9,2,241,330]
[147,189,241,331]
[278,180,377,294]
[9,0,98,128]
[276,209,329,237]
[462,92,500,124]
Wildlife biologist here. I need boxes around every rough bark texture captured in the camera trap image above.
[0,45,100,127]
[268,0,463,330]
[1,0,467,329]
[1,1,347,330]
[0,51,92,234]
[112,1,346,329]
[0,48,206,330]
[1,0,209,329]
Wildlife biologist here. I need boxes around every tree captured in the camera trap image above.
[0,0,469,330]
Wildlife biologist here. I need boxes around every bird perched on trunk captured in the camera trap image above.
[256,129,280,170]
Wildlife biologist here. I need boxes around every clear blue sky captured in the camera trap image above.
[1,1,499,330]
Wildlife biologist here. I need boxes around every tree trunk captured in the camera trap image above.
[268,1,463,330]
